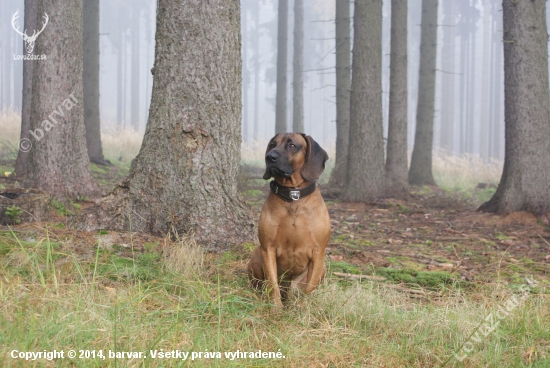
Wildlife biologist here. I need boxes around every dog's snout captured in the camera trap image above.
[266,151,279,162]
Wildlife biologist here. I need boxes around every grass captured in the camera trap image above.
[0,228,548,367]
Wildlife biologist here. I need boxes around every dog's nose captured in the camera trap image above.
[266,152,279,162]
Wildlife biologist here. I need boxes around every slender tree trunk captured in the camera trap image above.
[385,0,408,197]
[275,0,288,133]
[13,32,23,111]
[466,26,476,154]
[116,29,123,128]
[439,0,455,153]
[242,3,249,143]
[492,4,504,160]
[479,0,491,159]
[1,1,14,109]
[74,0,255,246]
[329,0,351,188]
[253,0,260,141]
[408,0,437,186]
[479,0,550,221]
[83,0,105,162]
[341,0,385,202]
[24,0,100,199]
[130,6,140,130]
[292,0,304,132]
[15,0,38,178]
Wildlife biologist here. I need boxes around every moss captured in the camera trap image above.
[376,268,457,289]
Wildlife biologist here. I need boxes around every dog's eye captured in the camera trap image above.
[289,144,295,149]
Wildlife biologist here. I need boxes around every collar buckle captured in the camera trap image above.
[289,190,300,200]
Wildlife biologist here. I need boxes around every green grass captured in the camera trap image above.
[0,229,549,367]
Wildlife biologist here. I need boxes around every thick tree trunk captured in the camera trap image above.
[73,0,255,247]
[329,0,351,188]
[385,0,408,197]
[275,0,288,134]
[408,0,437,186]
[130,6,140,130]
[15,0,38,178]
[479,0,550,221]
[292,0,304,132]
[83,0,105,162]
[24,0,100,199]
[341,0,385,202]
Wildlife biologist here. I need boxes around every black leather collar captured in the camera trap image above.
[270,180,317,202]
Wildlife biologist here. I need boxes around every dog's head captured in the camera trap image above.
[263,133,329,182]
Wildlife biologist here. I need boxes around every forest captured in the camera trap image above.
[0,0,549,367]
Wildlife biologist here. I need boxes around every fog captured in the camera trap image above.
[3,0,550,160]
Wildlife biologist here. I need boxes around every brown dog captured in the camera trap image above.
[247,133,330,308]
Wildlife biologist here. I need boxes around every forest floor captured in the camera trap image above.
[0,158,549,367]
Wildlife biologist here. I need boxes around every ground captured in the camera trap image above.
[0,160,549,367]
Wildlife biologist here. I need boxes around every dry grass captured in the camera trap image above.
[0,226,548,367]
[433,151,502,191]
[162,230,204,279]
[0,108,22,161]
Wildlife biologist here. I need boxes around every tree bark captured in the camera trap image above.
[385,0,408,197]
[479,0,550,221]
[329,0,351,188]
[275,0,288,134]
[408,0,437,186]
[24,0,100,200]
[73,0,255,247]
[341,0,385,202]
[83,0,105,162]
[292,0,304,132]
[15,0,38,178]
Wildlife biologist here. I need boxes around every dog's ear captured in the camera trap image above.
[300,134,329,182]
[263,133,281,180]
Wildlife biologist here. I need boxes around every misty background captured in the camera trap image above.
[2,0,550,160]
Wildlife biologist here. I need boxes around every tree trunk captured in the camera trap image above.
[408,0,437,186]
[329,0,351,188]
[275,0,288,134]
[24,0,100,200]
[242,2,249,143]
[292,0,304,132]
[385,0,408,197]
[253,0,260,141]
[479,0,550,221]
[130,6,140,130]
[479,0,491,159]
[73,0,255,247]
[439,0,455,153]
[341,0,385,202]
[15,0,38,178]
[83,0,105,162]
[1,1,12,109]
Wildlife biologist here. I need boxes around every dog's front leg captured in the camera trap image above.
[261,247,283,309]
[304,247,327,294]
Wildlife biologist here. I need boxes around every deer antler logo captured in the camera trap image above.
[11,11,49,54]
